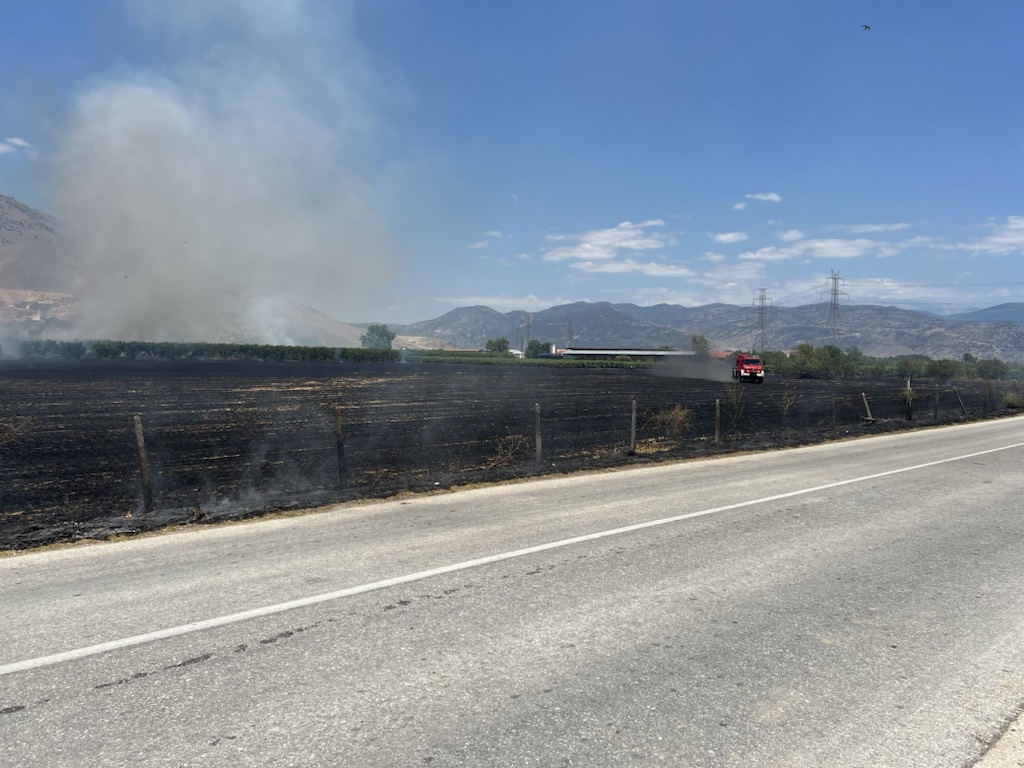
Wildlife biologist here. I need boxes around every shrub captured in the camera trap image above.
[656,404,693,436]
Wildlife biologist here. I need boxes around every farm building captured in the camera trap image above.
[556,347,695,362]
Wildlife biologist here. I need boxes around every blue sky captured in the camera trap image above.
[2,1,1024,329]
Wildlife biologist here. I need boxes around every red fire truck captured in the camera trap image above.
[732,353,765,383]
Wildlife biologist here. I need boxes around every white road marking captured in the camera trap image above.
[3,440,1022,677]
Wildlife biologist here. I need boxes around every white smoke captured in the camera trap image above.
[52,0,402,342]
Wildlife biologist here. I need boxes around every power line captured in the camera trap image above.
[772,286,825,305]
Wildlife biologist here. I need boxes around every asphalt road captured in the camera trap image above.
[3,418,1024,767]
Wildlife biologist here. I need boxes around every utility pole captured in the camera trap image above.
[753,288,771,353]
[821,270,848,346]
[567,318,574,348]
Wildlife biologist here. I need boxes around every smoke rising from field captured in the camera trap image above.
[655,358,735,383]
[52,1,401,342]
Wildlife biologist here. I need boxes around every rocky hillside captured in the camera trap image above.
[0,195,77,292]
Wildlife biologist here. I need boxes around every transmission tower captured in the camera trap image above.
[821,270,848,346]
[753,288,772,353]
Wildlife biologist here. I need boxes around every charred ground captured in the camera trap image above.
[1,359,1019,550]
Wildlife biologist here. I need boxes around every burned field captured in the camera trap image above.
[0,359,1017,550]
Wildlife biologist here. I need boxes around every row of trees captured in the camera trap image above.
[757,345,1016,381]
[482,337,553,358]
[7,326,1020,380]
[684,334,1018,380]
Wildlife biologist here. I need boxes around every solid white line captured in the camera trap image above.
[3,440,1023,677]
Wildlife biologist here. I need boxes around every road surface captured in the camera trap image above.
[3,418,1024,766]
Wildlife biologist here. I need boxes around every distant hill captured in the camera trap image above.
[0,195,77,292]
[395,301,1024,363]
[0,195,81,339]
[4,192,1024,360]
[941,303,1024,324]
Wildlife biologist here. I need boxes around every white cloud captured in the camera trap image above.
[468,229,511,250]
[958,215,1024,255]
[902,235,941,248]
[802,238,878,258]
[732,202,747,211]
[568,258,696,277]
[833,222,913,234]
[625,259,769,308]
[701,261,767,285]
[702,251,727,263]
[1,136,36,158]
[777,229,804,242]
[745,192,782,203]
[629,286,725,308]
[737,246,795,262]
[710,231,748,244]
[739,237,888,262]
[435,293,574,312]
[831,276,1018,312]
[543,219,675,262]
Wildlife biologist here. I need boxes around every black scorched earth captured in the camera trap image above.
[0,359,1017,550]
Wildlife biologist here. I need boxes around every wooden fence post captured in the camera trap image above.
[133,415,153,513]
[861,393,874,422]
[714,399,721,444]
[629,399,637,455]
[954,387,968,416]
[333,405,346,485]
[534,403,543,461]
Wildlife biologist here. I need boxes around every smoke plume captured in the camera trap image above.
[52,0,401,342]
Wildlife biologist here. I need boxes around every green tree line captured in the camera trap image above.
[759,344,1019,380]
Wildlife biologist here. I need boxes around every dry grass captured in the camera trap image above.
[0,416,32,446]
[653,405,693,436]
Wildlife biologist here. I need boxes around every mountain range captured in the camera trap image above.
[391,302,1024,362]
[4,193,1024,361]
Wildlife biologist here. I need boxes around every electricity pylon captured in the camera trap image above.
[821,270,848,346]
[753,288,771,353]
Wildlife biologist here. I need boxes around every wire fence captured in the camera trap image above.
[1,360,1020,548]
